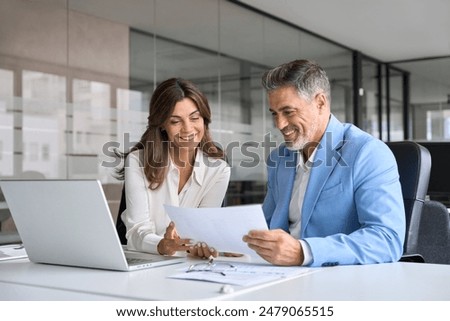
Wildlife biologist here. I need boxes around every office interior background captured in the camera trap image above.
[0,0,449,241]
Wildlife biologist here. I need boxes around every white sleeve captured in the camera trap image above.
[300,239,313,266]
[122,152,162,254]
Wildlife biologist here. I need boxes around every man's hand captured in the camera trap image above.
[242,229,304,266]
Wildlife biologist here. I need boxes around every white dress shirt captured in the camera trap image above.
[122,149,231,254]
[288,149,316,266]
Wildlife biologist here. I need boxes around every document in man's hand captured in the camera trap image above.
[164,204,268,257]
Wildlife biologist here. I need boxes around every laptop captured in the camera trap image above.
[0,179,185,271]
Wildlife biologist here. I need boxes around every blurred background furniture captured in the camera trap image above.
[101,183,123,224]
[116,185,127,245]
[414,142,450,207]
[417,200,450,264]
[0,190,22,244]
[386,141,431,261]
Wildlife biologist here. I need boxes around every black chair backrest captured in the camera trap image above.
[386,141,431,255]
[116,185,127,245]
[417,200,450,264]
[419,200,450,245]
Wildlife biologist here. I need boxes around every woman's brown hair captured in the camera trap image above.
[115,78,224,189]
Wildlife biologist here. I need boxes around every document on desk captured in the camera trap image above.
[0,244,28,261]
[164,204,268,257]
[168,262,318,287]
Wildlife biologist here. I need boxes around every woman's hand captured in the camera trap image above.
[158,222,218,259]
[188,242,218,259]
[157,222,190,256]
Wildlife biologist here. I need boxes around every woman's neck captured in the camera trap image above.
[170,147,197,194]
[170,146,197,169]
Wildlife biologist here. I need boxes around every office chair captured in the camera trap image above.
[417,200,450,264]
[386,141,431,262]
[116,185,127,245]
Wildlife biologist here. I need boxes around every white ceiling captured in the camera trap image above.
[68,0,449,101]
[238,0,450,62]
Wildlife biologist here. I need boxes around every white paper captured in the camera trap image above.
[0,244,28,261]
[164,204,268,256]
[168,262,318,286]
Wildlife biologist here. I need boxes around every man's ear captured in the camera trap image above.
[315,92,327,111]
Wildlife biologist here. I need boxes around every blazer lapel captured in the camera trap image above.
[301,115,345,236]
[270,146,297,231]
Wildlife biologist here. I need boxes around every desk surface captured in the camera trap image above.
[1,258,450,301]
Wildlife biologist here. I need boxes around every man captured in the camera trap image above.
[243,59,405,267]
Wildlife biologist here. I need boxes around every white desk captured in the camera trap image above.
[1,258,450,300]
[0,281,126,300]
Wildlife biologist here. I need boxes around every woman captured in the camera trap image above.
[116,78,230,258]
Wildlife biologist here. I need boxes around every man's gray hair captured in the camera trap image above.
[262,59,331,102]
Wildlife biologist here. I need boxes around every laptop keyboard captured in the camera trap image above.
[126,257,154,265]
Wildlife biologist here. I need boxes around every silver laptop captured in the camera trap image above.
[0,179,185,271]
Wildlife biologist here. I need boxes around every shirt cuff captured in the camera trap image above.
[299,239,313,266]
[142,234,164,254]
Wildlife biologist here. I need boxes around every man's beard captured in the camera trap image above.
[285,117,319,151]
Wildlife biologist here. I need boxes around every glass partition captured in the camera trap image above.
[386,67,405,141]
[393,57,450,141]
[358,59,381,138]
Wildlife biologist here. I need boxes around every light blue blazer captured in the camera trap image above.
[263,115,406,267]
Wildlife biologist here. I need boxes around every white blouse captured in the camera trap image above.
[122,149,231,254]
